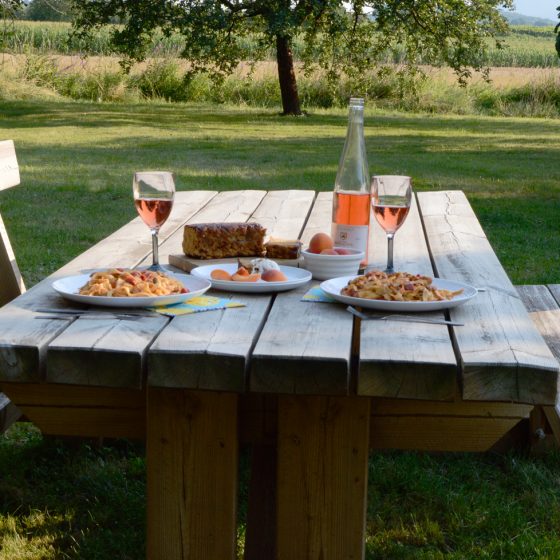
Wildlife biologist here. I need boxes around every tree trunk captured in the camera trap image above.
[275,34,302,116]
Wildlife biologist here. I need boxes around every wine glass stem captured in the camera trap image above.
[386,233,395,273]
[151,230,159,267]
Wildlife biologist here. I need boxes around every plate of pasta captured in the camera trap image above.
[320,271,477,312]
[52,268,211,308]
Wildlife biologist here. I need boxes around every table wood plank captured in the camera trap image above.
[516,285,560,364]
[547,285,560,307]
[1,379,146,439]
[183,189,266,224]
[277,395,370,560]
[0,191,217,383]
[148,190,315,390]
[250,286,353,395]
[47,316,168,388]
[517,285,560,446]
[147,388,238,560]
[250,192,354,395]
[358,196,458,400]
[418,191,559,404]
[249,189,315,240]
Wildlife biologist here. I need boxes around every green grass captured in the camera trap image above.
[0,99,558,285]
[1,97,560,558]
[0,424,145,560]
[2,424,560,559]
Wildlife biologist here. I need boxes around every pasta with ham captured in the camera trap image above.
[79,268,188,297]
[341,270,463,302]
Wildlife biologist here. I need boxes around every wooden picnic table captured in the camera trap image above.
[0,189,558,560]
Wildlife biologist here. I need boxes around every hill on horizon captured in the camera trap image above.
[500,10,556,27]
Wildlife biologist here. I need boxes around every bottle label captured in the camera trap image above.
[331,223,369,254]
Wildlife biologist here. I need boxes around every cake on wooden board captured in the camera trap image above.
[182,222,266,259]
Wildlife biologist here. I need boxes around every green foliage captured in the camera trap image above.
[69,0,515,113]
[4,54,560,118]
[129,59,187,101]
[0,0,24,52]
[23,0,73,22]
[556,6,560,59]
[4,21,558,68]
[0,0,23,18]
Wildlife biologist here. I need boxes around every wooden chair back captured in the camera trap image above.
[0,140,25,306]
[0,140,24,432]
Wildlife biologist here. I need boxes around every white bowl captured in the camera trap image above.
[302,247,365,280]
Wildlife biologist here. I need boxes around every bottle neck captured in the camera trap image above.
[334,104,369,193]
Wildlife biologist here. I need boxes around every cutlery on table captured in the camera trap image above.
[34,307,164,320]
[34,313,146,321]
[346,306,464,326]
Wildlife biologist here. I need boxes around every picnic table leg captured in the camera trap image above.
[146,388,238,560]
[277,395,370,560]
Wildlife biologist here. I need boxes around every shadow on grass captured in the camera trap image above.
[2,424,560,560]
[0,425,145,560]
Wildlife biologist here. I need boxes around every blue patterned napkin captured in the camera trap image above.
[301,286,336,303]
[150,295,245,316]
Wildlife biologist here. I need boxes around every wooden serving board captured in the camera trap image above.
[168,253,304,273]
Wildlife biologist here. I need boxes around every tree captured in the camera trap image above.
[555,5,560,58]
[71,0,513,116]
[25,0,73,22]
[0,0,23,19]
[1,0,24,52]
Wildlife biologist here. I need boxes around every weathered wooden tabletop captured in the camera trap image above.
[0,189,557,403]
[0,189,558,560]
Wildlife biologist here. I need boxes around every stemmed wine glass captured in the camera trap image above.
[371,175,412,273]
[133,171,175,271]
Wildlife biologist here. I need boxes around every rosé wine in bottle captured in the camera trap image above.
[331,97,370,266]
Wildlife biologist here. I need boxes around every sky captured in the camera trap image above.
[511,0,558,20]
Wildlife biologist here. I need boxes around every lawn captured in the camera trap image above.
[2,424,560,559]
[0,99,559,286]
[1,98,560,559]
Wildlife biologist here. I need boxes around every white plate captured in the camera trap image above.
[52,272,211,308]
[320,275,478,312]
[191,263,312,293]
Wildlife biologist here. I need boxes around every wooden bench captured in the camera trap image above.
[0,140,24,433]
[517,284,560,450]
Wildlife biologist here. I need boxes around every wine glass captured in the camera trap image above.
[371,175,412,273]
[133,171,175,271]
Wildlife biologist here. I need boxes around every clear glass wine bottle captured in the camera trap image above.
[331,97,370,266]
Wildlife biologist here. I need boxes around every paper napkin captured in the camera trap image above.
[301,286,336,303]
[150,295,245,316]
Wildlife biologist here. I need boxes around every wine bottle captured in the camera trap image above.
[331,97,370,266]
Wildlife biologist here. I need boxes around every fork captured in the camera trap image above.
[35,307,162,318]
[346,306,464,326]
[34,313,146,321]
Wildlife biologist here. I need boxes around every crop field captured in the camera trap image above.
[2,20,559,67]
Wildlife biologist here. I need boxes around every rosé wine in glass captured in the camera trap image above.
[133,171,175,271]
[371,176,412,273]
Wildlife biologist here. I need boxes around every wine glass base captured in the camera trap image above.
[146,263,167,272]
